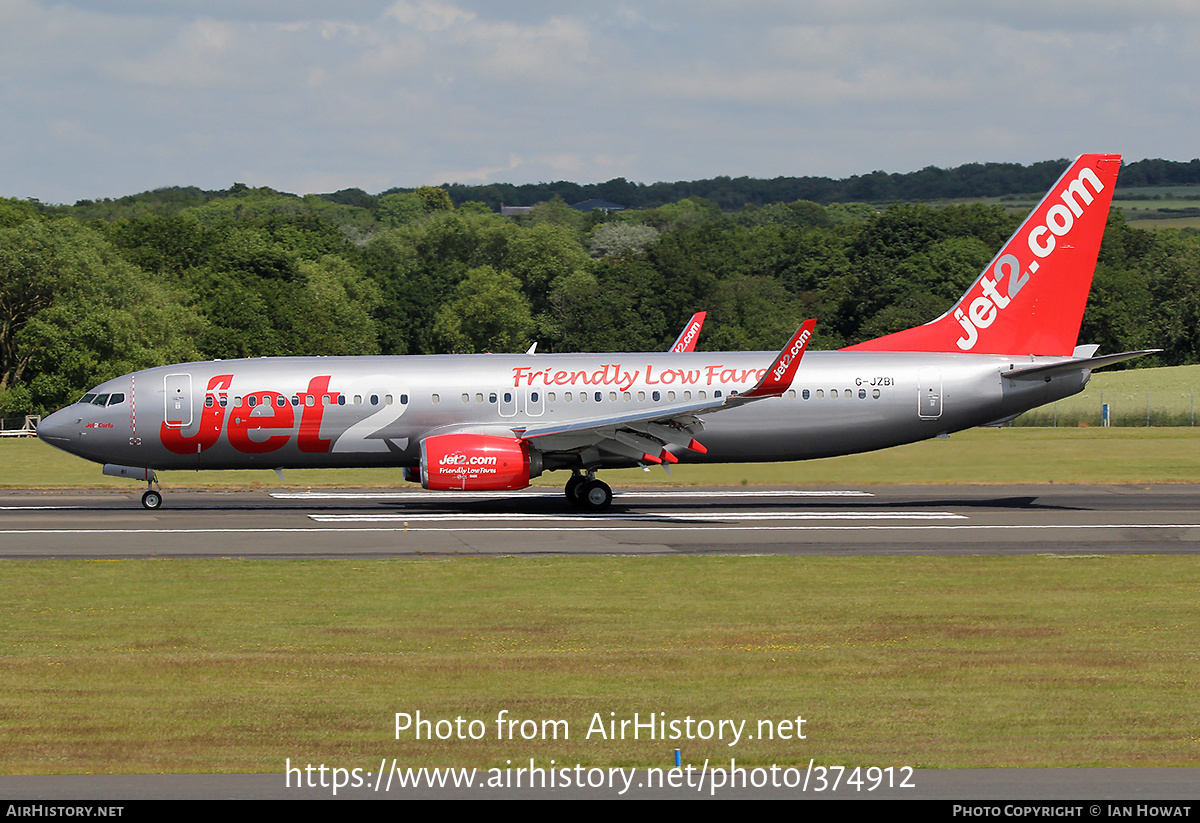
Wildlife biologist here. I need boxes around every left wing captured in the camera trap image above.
[517,320,816,465]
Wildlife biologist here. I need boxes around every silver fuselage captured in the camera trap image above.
[37,350,1088,474]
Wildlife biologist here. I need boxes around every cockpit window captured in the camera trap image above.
[78,392,125,407]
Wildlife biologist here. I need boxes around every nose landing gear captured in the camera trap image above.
[140,471,162,510]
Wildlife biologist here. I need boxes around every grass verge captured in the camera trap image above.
[2,556,1198,773]
[4,427,1200,489]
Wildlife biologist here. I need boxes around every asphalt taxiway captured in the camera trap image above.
[2,484,1198,558]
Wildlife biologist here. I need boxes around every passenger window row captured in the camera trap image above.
[203,393,411,409]
[800,388,882,400]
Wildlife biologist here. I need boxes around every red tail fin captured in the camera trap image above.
[845,153,1121,356]
[669,311,706,353]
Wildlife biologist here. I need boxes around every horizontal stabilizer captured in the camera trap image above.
[1001,349,1160,381]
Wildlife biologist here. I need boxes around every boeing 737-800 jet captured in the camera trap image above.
[37,154,1151,511]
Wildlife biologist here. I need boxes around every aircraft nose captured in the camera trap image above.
[37,407,81,450]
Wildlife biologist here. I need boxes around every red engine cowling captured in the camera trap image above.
[419,433,539,491]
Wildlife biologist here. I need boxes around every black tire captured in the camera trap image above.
[141,490,162,510]
[565,474,586,506]
[579,479,612,512]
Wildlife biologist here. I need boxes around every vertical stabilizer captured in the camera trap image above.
[845,153,1121,356]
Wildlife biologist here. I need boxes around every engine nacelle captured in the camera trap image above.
[419,433,541,491]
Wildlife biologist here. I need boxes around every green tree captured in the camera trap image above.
[103,214,220,276]
[704,275,804,351]
[588,223,660,257]
[519,196,588,233]
[543,257,671,352]
[1145,234,1200,364]
[415,186,454,213]
[0,197,40,229]
[504,223,590,315]
[363,210,518,354]
[433,266,534,353]
[0,220,202,410]
[376,192,424,227]
[286,256,382,356]
[642,198,722,233]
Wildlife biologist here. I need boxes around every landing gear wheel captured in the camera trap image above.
[578,479,612,512]
[141,490,162,510]
[565,473,586,507]
[566,475,595,506]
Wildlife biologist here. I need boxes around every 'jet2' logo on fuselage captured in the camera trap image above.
[953,165,1106,351]
[159,375,339,455]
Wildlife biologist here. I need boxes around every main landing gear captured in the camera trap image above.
[565,470,612,512]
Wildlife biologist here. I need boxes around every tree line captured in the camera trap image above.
[57,157,1200,218]
[1,176,1197,416]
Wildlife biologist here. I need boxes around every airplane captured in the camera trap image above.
[37,153,1153,512]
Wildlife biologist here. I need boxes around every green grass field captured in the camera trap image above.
[933,192,1200,229]
[2,556,1198,773]
[1016,364,1200,427]
[6,426,1198,489]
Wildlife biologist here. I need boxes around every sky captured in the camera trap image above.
[2,0,1198,204]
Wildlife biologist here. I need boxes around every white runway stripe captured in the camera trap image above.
[0,506,76,510]
[307,511,965,523]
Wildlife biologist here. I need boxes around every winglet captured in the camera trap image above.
[741,319,817,399]
[669,312,707,353]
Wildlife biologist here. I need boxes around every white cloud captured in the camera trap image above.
[384,0,475,32]
[1,0,1199,202]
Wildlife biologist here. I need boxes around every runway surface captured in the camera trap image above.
[2,484,1199,558]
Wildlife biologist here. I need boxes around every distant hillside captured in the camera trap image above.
[430,157,1200,211]
[50,156,1200,219]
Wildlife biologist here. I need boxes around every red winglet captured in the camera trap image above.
[669,311,707,353]
[641,453,662,464]
[660,449,679,464]
[742,319,817,399]
[687,439,708,454]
